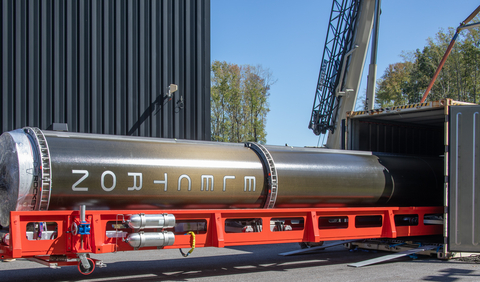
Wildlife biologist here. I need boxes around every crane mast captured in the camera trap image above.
[309,0,377,149]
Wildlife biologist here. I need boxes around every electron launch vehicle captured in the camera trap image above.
[0,127,442,227]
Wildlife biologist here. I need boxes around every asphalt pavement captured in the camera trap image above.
[1,242,480,281]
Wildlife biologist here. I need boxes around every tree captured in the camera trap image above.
[210,61,275,143]
[376,20,480,107]
[461,25,480,103]
[375,62,412,107]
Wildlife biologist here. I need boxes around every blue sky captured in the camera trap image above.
[211,0,480,147]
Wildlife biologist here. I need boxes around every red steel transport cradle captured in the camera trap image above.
[1,207,442,274]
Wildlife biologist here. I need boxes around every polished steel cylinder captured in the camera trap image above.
[80,205,86,222]
[0,127,443,226]
[126,231,175,248]
[127,214,176,230]
[264,146,442,207]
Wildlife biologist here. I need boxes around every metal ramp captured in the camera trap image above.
[347,245,438,267]
[279,240,359,256]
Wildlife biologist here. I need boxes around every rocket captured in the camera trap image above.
[0,127,442,227]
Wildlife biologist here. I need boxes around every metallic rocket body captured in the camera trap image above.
[0,128,443,226]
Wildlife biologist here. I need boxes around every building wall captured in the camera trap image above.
[1,0,210,140]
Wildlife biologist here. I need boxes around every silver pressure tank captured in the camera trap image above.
[0,128,443,226]
[127,214,176,230]
[126,231,175,248]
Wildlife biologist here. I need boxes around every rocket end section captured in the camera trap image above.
[0,131,22,226]
[0,130,35,227]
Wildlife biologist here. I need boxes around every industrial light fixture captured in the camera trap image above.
[168,84,178,97]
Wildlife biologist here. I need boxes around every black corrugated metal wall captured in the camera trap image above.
[1,0,210,140]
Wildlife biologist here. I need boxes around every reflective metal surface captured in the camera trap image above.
[0,128,444,226]
[126,231,175,249]
[44,130,265,212]
[266,146,389,207]
[127,214,176,230]
[266,146,443,207]
[0,130,36,226]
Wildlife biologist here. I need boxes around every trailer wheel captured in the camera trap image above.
[78,258,95,275]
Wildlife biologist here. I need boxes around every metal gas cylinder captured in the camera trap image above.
[126,231,175,248]
[127,213,176,230]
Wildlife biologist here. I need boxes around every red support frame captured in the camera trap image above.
[0,206,443,262]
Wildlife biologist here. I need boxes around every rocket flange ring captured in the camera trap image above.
[245,142,278,208]
[24,127,52,211]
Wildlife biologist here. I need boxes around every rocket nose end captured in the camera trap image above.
[0,129,35,227]
[0,132,20,227]
[0,176,17,227]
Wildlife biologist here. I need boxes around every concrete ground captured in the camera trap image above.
[1,242,480,282]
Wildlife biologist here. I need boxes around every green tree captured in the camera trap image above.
[210,61,274,143]
[376,20,480,107]
[461,25,480,103]
[375,62,412,107]
[211,61,234,142]
[243,65,273,142]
